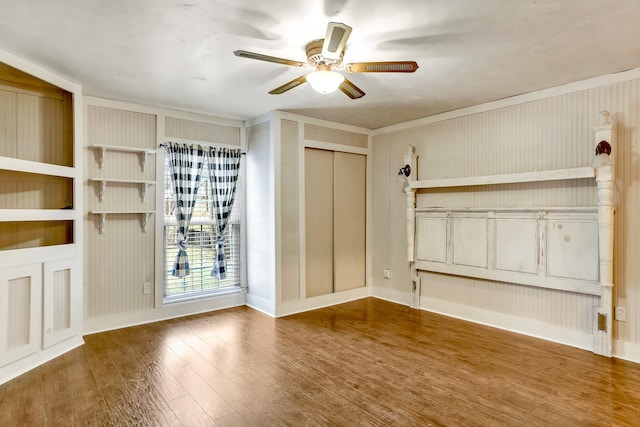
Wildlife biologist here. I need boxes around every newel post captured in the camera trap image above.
[400,145,419,308]
[592,110,614,357]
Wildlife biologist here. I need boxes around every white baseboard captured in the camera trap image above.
[421,297,594,352]
[84,292,245,335]
[0,336,84,385]
[275,287,371,317]
[370,286,412,307]
[613,339,640,364]
[245,293,276,317]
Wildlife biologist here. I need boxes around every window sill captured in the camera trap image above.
[162,286,244,307]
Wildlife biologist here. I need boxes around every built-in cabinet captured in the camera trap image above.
[0,52,83,384]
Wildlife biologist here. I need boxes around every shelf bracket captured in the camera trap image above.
[141,212,153,233]
[95,147,106,170]
[139,152,148,172]
[96,181,106,203]
[140,183,151,203]
[98,213,106,234]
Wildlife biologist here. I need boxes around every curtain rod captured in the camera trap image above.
[159,142,245,154]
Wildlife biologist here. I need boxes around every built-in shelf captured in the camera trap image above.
[90,144,156,172]
[0,155,76,178]
[89,178,155,202]
[0,209,76,222]
[89,210,155,234]
[409,166,595,190]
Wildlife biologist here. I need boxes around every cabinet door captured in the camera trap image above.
[305,148,334,297]
[43,258,80,349]
[333,152,366,292]
[0,263,42,367]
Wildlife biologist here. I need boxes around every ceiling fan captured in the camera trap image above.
[233,22,419,99]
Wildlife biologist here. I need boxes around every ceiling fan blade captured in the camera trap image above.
[339,77,365,99]
[233,50,306,67]
[322,22,352,61]
[268,75,308,94]
[345,61,419,73]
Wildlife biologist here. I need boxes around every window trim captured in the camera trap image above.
[154,138,246,308]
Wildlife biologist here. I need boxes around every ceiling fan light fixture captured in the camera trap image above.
[307,70,344,94]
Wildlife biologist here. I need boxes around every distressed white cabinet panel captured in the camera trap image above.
[42,258,80,349]
[452,216,488,268]
[547,218,599,282]
[416,214,447,263]
[413,208,600,296]
[495,216,538,275]
[0,263,42,367]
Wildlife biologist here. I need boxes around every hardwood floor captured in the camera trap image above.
[1,297,640,426]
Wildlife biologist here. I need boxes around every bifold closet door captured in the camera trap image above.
[305,148,365,298]
[305,148,334,297]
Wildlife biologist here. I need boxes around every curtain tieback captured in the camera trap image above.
[176,234,188,251]
[215,233,225,245]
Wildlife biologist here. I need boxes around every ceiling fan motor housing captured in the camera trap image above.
[306,39,343,66]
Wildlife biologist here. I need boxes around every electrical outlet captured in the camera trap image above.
[143,282,151,295]
[383,268,391,279]
[615,306,626,322]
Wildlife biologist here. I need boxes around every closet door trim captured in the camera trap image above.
[299,137,370,300]
[302,139,368,155]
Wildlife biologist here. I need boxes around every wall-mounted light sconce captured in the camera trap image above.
[592,140,613,168]
[397,164,411,183]
[398,164,411,177]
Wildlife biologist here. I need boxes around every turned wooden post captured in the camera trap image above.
[401,145,419,308]
[592,110,614,357]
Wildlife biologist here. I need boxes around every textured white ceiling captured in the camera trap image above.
[1,0,640,129]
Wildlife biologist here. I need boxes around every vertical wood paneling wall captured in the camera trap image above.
[0,85,72,166]
[166,117,240,144]
[84,101,243,331]
[372,76,640,358]
[52,269,71,332]
[85,106,157,319]
[7,276,31,349]
[245,121,274,311]
[280,119,300,302]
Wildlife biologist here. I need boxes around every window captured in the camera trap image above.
[163,148,242,303]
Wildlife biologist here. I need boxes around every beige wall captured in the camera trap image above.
[83,98,244,333]
[371,76,640,359]
[245,120,274,310]
[280,119,300,302]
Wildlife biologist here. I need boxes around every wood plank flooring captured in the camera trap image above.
[1,297,640,426]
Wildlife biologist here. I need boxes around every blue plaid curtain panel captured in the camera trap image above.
[207,148,241,280]
[165,142,205,277]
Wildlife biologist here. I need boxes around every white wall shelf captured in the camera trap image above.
[0,156,76,179]
[89,210,155,234]
[410,166,595,190]
[90,144,156,172]
[0,209,76,222]
[89,178,155,202]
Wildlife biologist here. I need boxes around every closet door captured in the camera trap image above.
[305,148,334,297]
[305,148,366,298]
[333,152,366,292]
